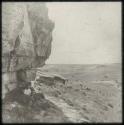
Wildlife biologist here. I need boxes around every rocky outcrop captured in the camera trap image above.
[27,3,54,68]
[2,2,54,72]
[2,83,69,123]
[2,3,54,98]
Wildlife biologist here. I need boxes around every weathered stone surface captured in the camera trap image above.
[27,3,54,67]
[2,2,54,72]
[34,71,67,86]
[2,2,54,97]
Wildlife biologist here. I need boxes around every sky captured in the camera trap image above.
[46,2,121,64]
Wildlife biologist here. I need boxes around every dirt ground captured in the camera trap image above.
[37,63,122,123]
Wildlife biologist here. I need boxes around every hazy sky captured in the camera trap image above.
[46,2,121,64]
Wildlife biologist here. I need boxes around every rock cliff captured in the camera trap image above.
[2,2,54,98]
[2,2,54,73]
[2,3,69,123]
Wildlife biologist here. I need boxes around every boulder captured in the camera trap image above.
[35,71,67,86]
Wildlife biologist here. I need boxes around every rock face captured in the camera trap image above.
[2,2,54,98]
[2,2,54,72]
[27,3,54,68]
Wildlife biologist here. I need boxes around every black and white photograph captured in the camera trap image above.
[2,1,122,123]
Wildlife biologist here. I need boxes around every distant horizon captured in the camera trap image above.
[46,62,121,65]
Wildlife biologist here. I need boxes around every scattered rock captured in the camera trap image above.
[2,85,69,123]
[108,103,114,108]
[82,91,87,96]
